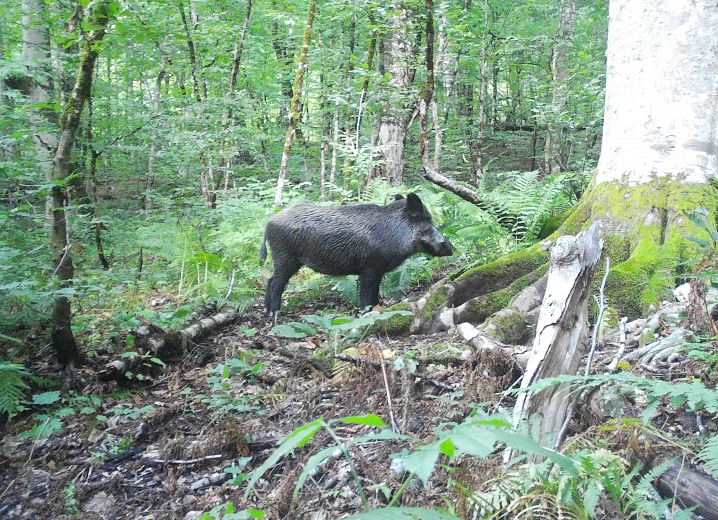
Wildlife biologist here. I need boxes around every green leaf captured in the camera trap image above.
[446,426,497,458]
[294,445,337,498]
[583,483,600,518]
[402,442,442,486]
[32,391,61,405]
[269,323,314,338]
[340,414,386,427]
[698,434,718,479]
[244,419,324,498]
[439,438,455,458]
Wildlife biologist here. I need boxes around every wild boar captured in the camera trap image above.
[259,193,454,313]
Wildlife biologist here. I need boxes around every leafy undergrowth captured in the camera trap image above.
[1,296,717,520]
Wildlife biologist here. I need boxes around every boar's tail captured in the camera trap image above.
[259,234,267,264]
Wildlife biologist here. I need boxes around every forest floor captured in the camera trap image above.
[0,295,713,520]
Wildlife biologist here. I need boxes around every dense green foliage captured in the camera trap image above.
[0,0,607,346]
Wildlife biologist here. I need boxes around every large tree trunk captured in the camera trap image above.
[274,0,317,204]
[382,0,718,339]
[369,5,415,187]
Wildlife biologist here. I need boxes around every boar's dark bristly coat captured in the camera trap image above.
[260,193,454,314]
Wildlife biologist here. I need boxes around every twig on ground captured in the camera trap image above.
[607,316,628,372]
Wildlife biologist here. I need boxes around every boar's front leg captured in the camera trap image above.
[266,255,301,314]
[358,271,383,311]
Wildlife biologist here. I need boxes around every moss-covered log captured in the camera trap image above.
[379,174,717,336]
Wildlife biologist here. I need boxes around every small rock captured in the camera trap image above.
[83,491,116,513]
[183,511,203,520]
[674,283,691,303]
[182,494,196,505]
[457,322,480,341]
[390,457,405,476]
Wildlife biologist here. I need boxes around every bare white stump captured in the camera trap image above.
[511,223,602,452]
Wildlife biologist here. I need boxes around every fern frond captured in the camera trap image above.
[698,433,718,479]
[0,361,30,420]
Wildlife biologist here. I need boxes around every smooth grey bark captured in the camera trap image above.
[543,0,575,175]
[597,0,718,184]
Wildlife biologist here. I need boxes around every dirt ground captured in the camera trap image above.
[0,298,714,520]
[0,299,522,520]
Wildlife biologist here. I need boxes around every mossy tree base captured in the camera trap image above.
[379,175,718,336]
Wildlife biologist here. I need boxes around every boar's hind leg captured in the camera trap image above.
[358,272,382,311]
[266,256,301,314]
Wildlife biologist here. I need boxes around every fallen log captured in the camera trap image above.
[99,305,238,381]
[656,460,718,520]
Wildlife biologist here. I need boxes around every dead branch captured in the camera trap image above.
[656,460,718,520]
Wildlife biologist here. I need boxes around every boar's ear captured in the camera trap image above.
[406,193,424,219]
[394,194,405,201]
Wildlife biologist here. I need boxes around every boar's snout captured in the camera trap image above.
[438,236,454,256]
[422,227,454,257]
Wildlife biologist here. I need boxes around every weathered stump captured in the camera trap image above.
[511,223,602,451]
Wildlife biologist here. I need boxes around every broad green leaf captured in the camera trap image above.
[402,442,442,486]
[32,391,61,405]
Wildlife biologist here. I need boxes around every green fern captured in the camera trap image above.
[481,170,577,241]
[515,372,718,416]
[0,361,31,420]
[699,434,718,479]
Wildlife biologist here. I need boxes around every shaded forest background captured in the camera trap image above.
[0,0,607,345]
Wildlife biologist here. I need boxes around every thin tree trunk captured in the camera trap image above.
[544,0,575,174]
[369,6,415,186]
[474,0,489,187]
[230,0,252,95]
[340,8,378,190]
[352,8,378,155]
[418,0,435,169]
[145,69,165,211]
[50,2,111,365]
[178,0,201,103]
[274,0,317,204]
[432,0,449,170]
[329,102,338,200]
[87,97,109,270]
[417,1,484,210]
[320,140,326,201]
